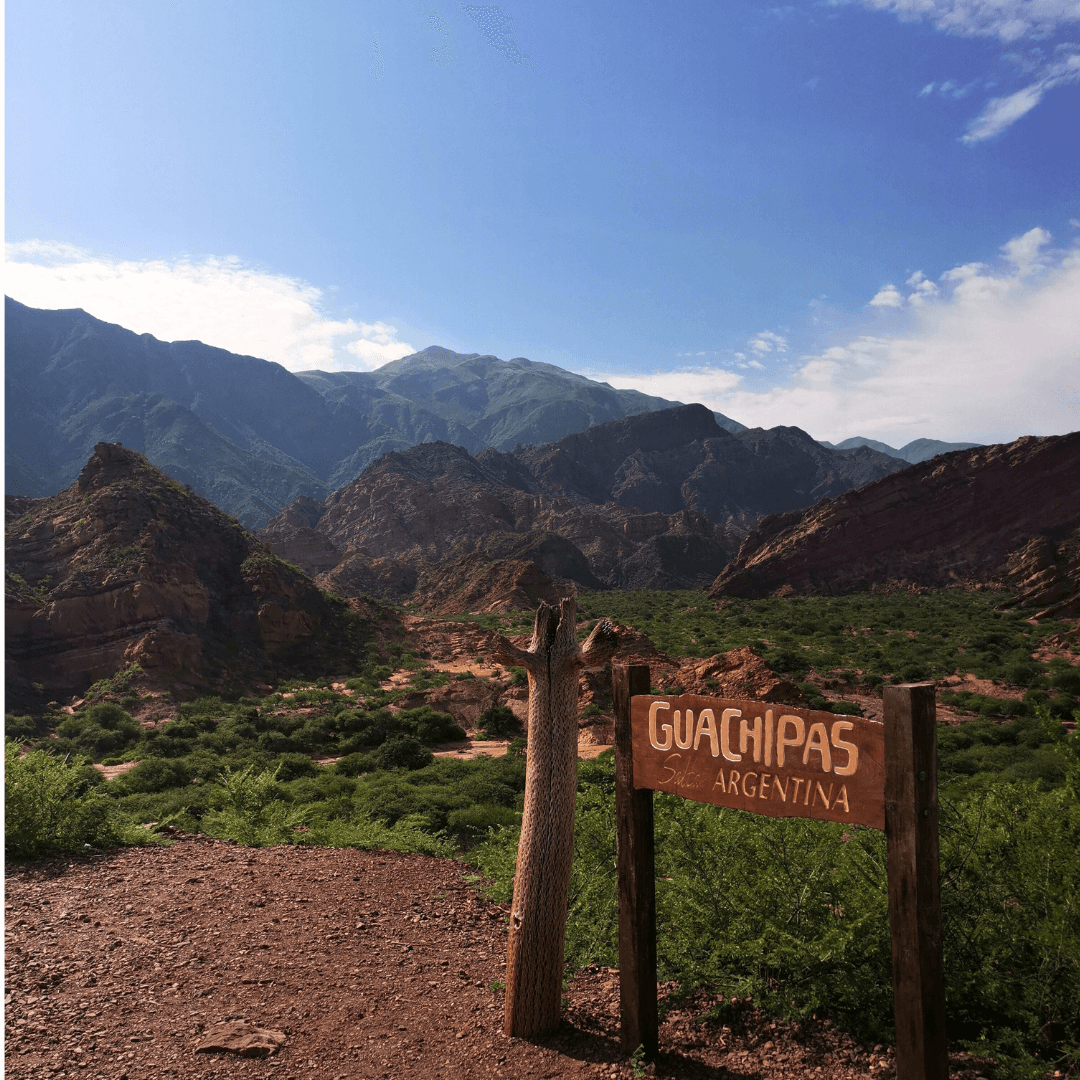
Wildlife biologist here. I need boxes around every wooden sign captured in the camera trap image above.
[630,694,886,830]
[613,667,948,1080]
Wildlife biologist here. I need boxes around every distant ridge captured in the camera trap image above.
[4,298,742,527]
[818,435,982,463]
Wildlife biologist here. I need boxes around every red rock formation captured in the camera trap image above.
[5,443,364,705]
[709,432,1080,600]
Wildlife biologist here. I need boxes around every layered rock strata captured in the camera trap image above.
[5,443,363,704]
[709,432,1080,601]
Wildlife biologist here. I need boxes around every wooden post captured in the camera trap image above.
[883,683,948,1080]
[613,664,658,1060]
[493,600,619,1039]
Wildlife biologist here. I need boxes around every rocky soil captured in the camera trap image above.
[5,444,365,712]
[4,840,995,1080]
[710,432,1080,603]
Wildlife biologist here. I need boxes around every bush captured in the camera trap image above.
[829,700,863,716]
[54,703,141,760]
[372,735,433,772]
[109,756,192,794]
[202,764,308,846]
[477,705,522,739]
[5,713,36,744]
[335,751,376,777]
[4,740,134,857]
[446,803,520,842]
[396,705,466,745]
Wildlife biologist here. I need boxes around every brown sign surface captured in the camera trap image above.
[630,695,886,830]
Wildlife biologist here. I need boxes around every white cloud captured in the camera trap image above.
[854,2,1080,139]
[854,0,1080,43]
[749,330,789,354]
[905,270,941,305]
[3,241,416,372]
[868,284,904,308]
[962,80,1047,140]
[676,226,1080,445]
[962,51,1080,141]
[1002,225,1052,274]
[595,367,745,412]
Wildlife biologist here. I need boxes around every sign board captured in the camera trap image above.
[613,667,948,1080]
[630,695,886,830]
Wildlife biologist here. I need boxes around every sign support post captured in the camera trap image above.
[883,683,949,1080]
[613,670,949,1079]
[613,664,659,1059]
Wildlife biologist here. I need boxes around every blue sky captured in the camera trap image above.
[6,0,1080,445]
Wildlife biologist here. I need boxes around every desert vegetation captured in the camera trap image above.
[6,588,1079,1077]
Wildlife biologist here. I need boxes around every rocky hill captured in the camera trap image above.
[5,443,366,709]
[259,406,904,608]
[504,404,903,524]
[5,298,738,527]
[709,432,1080,603]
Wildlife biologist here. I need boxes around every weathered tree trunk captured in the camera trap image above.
[493,598,618,1038]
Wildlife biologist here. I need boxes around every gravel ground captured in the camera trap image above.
[5,838,995,1080]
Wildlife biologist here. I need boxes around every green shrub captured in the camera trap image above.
[446,803,520,842]
[5,713,36,744]
[373,735,434,771]
[334,751,376,777]
[202,764,308,846]
[829,700,863,716]
[109,756,192,794]
[303,813,453,857]
[4,740,142,857]
[54,702,141,760]
[477,705,522,739]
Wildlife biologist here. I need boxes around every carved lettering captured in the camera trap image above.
[740,714,762,763]
[658,753,683,785]
[721,709,742,762]
[649,701,673,751]
[830,721,859,776]
[631,695,885,830]
[694,709,719,757]
[803,722,833,773]
[776,715,805,767]
[674,710,694,750]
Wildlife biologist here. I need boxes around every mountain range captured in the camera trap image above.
[6,298,982,531]
[259,404,906,605]
[5,298,742,528]
[817,435,982,463]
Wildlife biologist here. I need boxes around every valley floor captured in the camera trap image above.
[5,840,995,1080]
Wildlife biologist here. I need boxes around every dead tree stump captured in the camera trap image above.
[493,597,618,1038]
